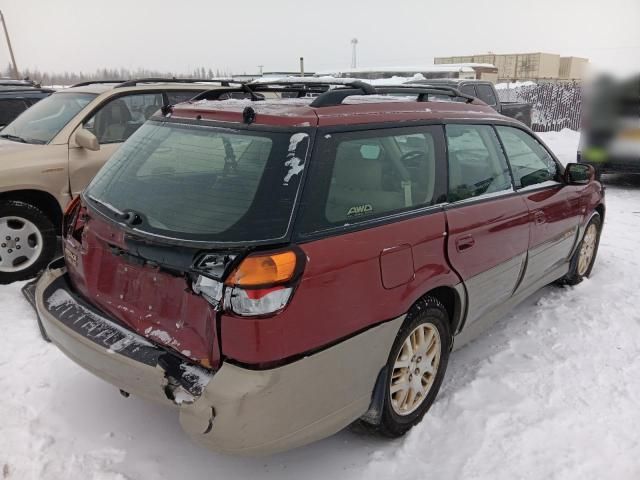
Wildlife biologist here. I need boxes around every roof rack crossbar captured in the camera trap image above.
[374,85,476,103]
[115,78,243,88]
[309,88,377,107]
[307,82,475,107]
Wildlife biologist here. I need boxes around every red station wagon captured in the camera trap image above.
[33,79,605,455]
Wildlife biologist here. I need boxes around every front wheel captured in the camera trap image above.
[375,297,451,437]
[0,201,57,284]
[561,214,602,286]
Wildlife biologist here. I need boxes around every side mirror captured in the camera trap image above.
[75,128,100,151]
[564,163,594,185]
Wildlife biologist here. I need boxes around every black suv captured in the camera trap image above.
[0,79,53,129]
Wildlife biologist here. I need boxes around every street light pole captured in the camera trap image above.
[0,10,19,79]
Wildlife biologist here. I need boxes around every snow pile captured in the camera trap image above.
[539,128,582,163]
[1,130,640,478]
[495,81,537,89]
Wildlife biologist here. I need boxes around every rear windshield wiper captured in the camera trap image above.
[87,194,145,226]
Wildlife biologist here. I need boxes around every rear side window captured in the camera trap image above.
[84,93,163,144]
[298,126,443,232]
[459,84,476,97]
[0,99,27,126]
[475,84,497,106]
[446,124,513,202]
[496,126,559,188]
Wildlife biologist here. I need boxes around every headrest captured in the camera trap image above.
[334,143,382,190]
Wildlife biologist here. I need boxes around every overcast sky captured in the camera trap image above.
[1,0,639,76]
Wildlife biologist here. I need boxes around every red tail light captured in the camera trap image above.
[62,196,87,242]
[193,248,305,317]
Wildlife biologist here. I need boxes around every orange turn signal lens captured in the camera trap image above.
[226,251,297,287]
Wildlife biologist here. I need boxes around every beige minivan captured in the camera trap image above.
[0,79,231,284]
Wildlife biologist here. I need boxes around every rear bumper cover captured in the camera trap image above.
[35,262,403,455]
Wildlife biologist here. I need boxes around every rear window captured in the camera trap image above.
[86,120,310,243]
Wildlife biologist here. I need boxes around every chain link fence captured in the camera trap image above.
[497,82,582,132]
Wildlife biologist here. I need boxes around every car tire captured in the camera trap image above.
[561,214,602,286]
[375,297,451,438]
[0,200,57,285]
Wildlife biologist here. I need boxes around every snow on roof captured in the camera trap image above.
[250,74,427,86]
[316,63,496,76]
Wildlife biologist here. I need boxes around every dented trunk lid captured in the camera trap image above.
[65,210,239,370]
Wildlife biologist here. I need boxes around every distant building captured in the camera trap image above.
[559,57,589,80]
[435,53,589,82]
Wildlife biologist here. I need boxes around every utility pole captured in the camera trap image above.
[0,10,19,79]
[351,38,358,69]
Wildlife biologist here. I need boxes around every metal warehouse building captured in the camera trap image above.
[435,53,588,82]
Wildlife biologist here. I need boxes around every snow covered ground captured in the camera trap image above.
[1,129,639,479]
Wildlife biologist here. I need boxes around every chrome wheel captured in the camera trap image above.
[577,224,598,276]
[390,323,442,416]
[0,216,43,273]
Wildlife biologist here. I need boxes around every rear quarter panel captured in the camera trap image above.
[221,211,461,365]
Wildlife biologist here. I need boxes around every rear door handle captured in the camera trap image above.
[534,211,546,225]
[455,235,475,252]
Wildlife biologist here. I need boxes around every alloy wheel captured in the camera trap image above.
[577,223,598,276]
[0,216,44,273]
[390,323,442,416]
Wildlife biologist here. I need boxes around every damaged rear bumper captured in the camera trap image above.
[35,259,211,406]
[35,261,403,455]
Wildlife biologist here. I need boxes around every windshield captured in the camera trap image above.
[86,120,310,243]
[1,92,96,144]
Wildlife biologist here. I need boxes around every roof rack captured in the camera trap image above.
[71,80,125,87]
[71,78,244,89]
[250,79,475,107]
[184,78,478,109]
[0,86,54,93]
[115,78,243,88]
[192,79,379,103]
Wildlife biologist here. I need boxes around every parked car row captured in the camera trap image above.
[0,78,53,128]
[4,78,604,455]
